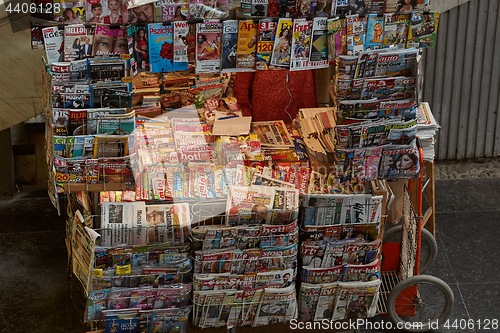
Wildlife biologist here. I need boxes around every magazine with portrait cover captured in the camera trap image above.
[195,20,223,74]
[308,17,329,70]
[270,18,293,68]
[236,20,257,71]
[289,19,312,71]
[331,279,381,321]
[64,24,89,61]
[252,283,297,327]
[42,26,64,64]
[54,0,86,23]
[92,24,128,57]
[379,141,420,179]
[220,20,239,72]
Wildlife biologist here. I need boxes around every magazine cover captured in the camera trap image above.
[221,20,239,72]
[173,20,190,71]
[92,24,128,57]
[255,19,276,71]
[289,19,312,71]
[64,24,87,61]
[236,20,257,71]
[365,13,384,51]
[148,23,177,73]
[270,18,292,68]
[308,17,329,70]
[346,14,365,56]
[128,24,149,75]
[195,21,223,74]
[407,11,440,49]
[42,27,64,64]
[383,13,410,49]
[54,0,85,24]
[159,0,189,21]
[327,17,346,62]
[379,140,420,179]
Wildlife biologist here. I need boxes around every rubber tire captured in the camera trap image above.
[387,275,454,332]
[383,225,438,274]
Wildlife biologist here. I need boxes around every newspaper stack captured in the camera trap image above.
[416,102,440,161]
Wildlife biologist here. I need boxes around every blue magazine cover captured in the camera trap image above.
[148,23,184,73]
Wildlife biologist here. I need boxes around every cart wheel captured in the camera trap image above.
[383,225,438,274]
[387,275,454,332]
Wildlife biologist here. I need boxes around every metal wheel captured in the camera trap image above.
[387,275,454,332]
[383,225,438,274]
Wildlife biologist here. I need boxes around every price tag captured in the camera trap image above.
[116,264,132,275]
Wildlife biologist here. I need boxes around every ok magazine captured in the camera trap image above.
[289,318,441,331]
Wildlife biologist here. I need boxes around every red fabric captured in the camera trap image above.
[234,71,317,122]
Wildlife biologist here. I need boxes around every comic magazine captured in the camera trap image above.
[270,18,293,68]
[42,27,64,64]
[308,17,329,70]
[173,20,190,71]
[290,19,312,71]
[221,20,239,72]
[255,19,276,71]
[407,11,440,49]
[236,20,257,71]
[327,17,345,62]
[365,14,384,51]
[195,21,223,74]
[383,13,410,49]
[346,14,366,56]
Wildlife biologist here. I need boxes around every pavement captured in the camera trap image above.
[0,158,499,332]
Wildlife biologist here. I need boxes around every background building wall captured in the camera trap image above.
[423,0,500,160]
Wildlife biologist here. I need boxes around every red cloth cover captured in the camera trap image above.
[233,70,317,122]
